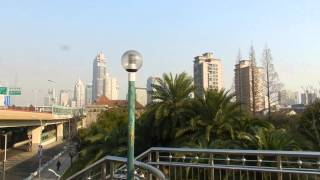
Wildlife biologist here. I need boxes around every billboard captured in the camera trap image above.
[9,87,22,95]
[0,87,7,95]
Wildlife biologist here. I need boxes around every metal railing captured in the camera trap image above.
[51,105,85,118]
[68,147,320,180]
[67,156,167,180]
[136,147,320,180]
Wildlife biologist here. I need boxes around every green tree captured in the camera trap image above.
[175,89,241,148]
[299,100,320,150]
[145,72,194,146]
[237,122,299,150]
[63,108,128,179]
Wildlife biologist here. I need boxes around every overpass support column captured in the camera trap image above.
[56,123,63,141]
[28,126,42,151]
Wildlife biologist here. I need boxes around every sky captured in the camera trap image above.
[0,0,320,105]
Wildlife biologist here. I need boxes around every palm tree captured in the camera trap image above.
[175,89,241,148]
[146,72,194,146]
[237,123,299,150]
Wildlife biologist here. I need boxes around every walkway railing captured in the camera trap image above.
[67,156,167,180]
[68,147,320,180]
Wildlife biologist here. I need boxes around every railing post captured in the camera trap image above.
[277,155,282,180]
[156,151,159,169]
[226,154,230,179]
[156,151,160,180]
[110,161,114,180]
[148,152,153,180]
[209,153,214,180]
[101,163,106,180]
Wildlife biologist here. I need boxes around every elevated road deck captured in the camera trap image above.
[0,110,71,127]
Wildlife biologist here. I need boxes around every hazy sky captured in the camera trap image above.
[1,0,320,105]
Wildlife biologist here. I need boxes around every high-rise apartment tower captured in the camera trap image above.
[234,60,265,112]
[194,52,222,97]
[74,79,85,107]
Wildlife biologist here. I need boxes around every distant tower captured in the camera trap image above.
[44,88,57,106]
[194,52,223,97]
[74,79,85,107]
[104,73,119,100]
[234,60,265,112]
[136,87,148,106]
[85,84,93,105]
[59,90,70,106]
[92,52,106,101]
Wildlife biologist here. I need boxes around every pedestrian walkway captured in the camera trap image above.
[0,141,65,180]
[37,150,72,180]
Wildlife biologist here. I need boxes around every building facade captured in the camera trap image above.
[301,91,317,105]
[74,79,85,107]
[278,90,299,107]
[85,84,93,105]
[194,52,222,97]
[59,90,70,106]
[92,52,106,101]
[104,73,119,100]
[44,88,57,106]
[234,60,265,112]
[136,87,148,106]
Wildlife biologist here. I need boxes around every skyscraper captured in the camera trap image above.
[44,88,57,106]
[234,60,265,112]
[104,73,119,100]
[278,90,299,107]
[85,84,93,105]
[74,79,85,107]
[92,52,106,101]
[301,91,317,105]
[194,52,222,97]
[59,90,70,106]
[136,87,148,106]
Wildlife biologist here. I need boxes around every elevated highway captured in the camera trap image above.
[0,105,84,150]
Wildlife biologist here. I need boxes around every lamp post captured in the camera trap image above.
[121,50,143,180]
[1,132,7,180]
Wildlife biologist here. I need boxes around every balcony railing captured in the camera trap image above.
[68,147,320,180]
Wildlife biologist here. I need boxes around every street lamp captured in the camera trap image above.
[0,132,7,180]
[121,50,143,180]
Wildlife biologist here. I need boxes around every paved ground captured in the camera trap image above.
[0,141,65,180]
[36,150,72,180]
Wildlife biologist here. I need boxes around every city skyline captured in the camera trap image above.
[1,1,320,105]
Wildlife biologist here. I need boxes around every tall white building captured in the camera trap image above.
[92,52,106,101]
[59,90,70,106]
[278,90,299,107]
[136,87,148,106]
[44,88,57,106]
[104,73,119,100]
[194,52,222,97]
[85,84,93,105]
[234,60,265,112]
[301,91,317,105]
[74,79,85,107]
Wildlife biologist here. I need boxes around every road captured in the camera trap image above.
[0,141,65,180]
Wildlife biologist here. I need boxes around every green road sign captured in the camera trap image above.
[9,87,22,95]
[0,87,7,95]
